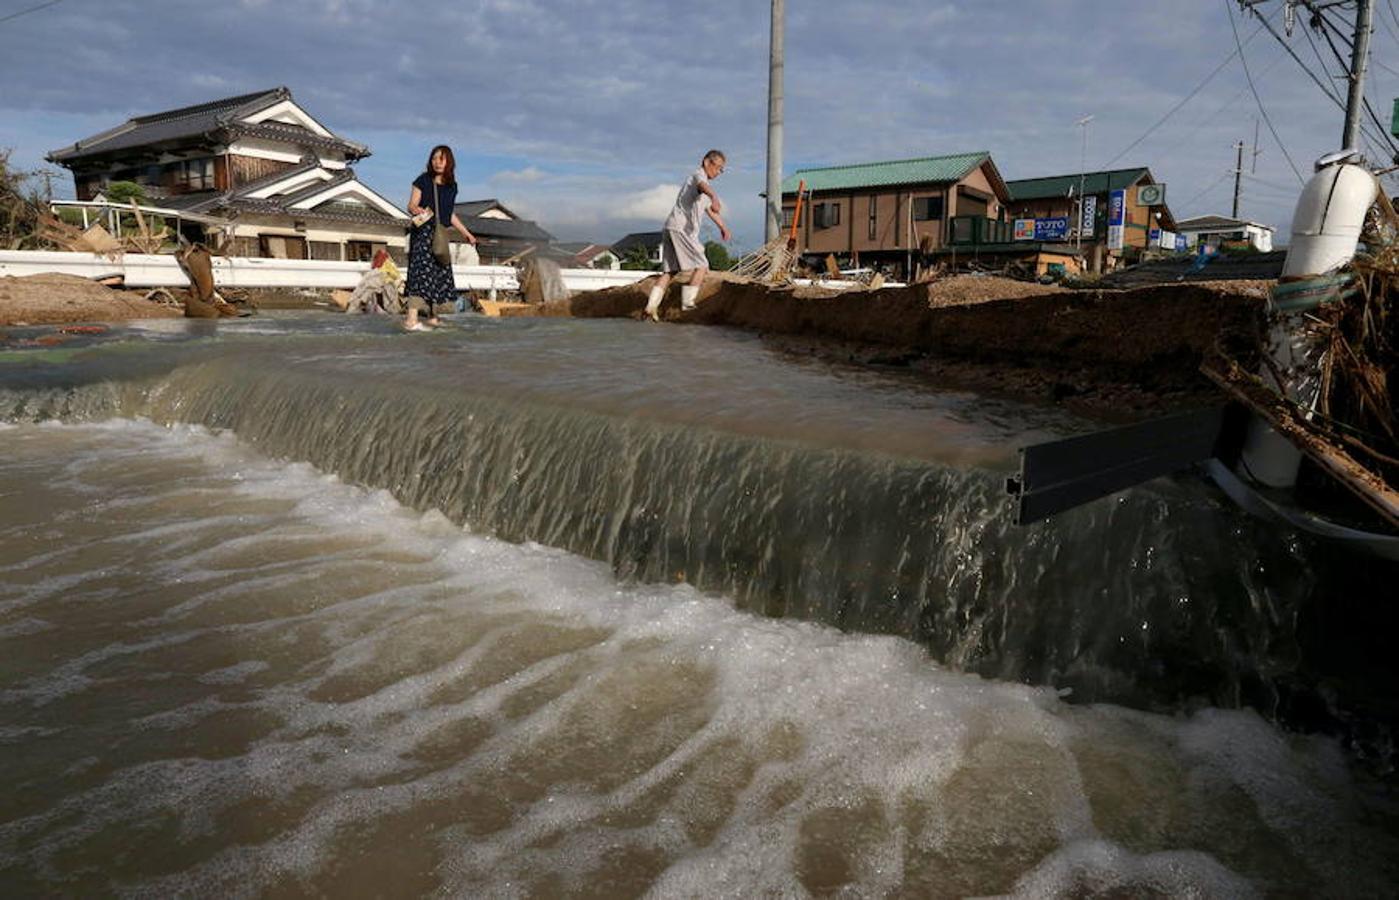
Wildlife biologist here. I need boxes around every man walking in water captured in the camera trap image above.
[644,150,731,321]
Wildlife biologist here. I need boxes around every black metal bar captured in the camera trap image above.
[1008,406,1227,525]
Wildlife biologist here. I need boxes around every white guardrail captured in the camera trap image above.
[0,250,650,294]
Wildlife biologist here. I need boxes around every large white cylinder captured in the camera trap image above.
[1239,153,1378,487]
[1280,157,1379,279]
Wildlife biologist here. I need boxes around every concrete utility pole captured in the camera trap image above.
[1075,115,1092,251]
[765,0,785,243]
[1341,0,1374,150]
[1232,140,1245,217]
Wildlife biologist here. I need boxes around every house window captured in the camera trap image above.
[782,207,795,229]
[868,196,878,240]
[814,202,841,229]
[913,196,943,221]
[173,158,216,191]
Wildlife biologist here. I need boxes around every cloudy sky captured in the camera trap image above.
[2,0,1397,251]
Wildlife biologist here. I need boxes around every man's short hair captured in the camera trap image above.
[703,150,726,165]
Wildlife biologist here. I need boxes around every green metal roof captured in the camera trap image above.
[781,152,991,194]
[1006,168,1150,201]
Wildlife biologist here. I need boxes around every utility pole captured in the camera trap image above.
[38,168,58,203]
[1251,118,1262,173]
[764,0,784,243]
[1232,140,1245,218]
[1341,0,1373,150]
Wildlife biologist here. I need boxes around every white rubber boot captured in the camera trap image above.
[644,284,664,321]
[680,284,700,311]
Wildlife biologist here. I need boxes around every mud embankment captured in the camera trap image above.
[516,275,1269,415]
[0,274,183,326]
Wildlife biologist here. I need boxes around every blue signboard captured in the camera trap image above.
[1107,189,1126,250]
[1034,217,1069,241]
[1175,234,1188,252]
[1081,195,1097,234]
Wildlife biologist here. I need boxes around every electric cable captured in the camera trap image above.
[1104,19,1266,166]
[1227,0,1306,183]
[1181,169,1236,210]
[1245,0,1350,109]
[1310,4,1399,155]
[0,0,62,25]
[1159,50,1290,161]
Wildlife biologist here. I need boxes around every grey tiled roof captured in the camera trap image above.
[153,168,404,227]
[222,194,404,227]
[1175,214,1271,232]
[460,214,555,242]
[47,86,368,163]
[612,231,663,255]
[278,169,358,206]
[148,191,223,213]
[455,198,515,218]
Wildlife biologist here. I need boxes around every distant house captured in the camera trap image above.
[46,86,409,261]
[1006,167,1178,270]
[555,242,620,270]
[778,151,1011,277]
[452,199,557,264]
[612,231,664,269]
[1175,215,1274,252]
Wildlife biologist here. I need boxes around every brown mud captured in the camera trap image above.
[0,274,183,327]
[509,273,1271,417]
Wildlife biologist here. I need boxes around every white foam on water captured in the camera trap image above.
[0,420,1394,897]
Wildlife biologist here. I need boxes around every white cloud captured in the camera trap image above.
[4,0,1398,243]
[491,166,546,183]
[613,184,679,222]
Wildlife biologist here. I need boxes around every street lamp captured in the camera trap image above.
[1075,115,1093,252]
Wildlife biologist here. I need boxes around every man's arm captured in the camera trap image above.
[706,205,731,242]
[697,179,722,215]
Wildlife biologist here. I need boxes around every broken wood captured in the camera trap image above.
[1202,353,1399,529]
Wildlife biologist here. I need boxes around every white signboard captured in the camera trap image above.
[1137,183,1166,206]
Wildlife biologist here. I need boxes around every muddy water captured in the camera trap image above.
[1,314,1397,895]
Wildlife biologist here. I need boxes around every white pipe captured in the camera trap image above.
[1238,152,1378,487]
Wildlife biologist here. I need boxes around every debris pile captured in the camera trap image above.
[1202,191,1399,525]
[0,149,44,251]
[0,273,181,326]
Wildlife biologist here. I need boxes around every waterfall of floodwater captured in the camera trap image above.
[525,256,570,303]
[1,315,1396,895]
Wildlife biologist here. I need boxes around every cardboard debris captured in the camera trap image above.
[75,223,122,254]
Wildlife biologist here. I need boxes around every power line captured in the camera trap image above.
[1306,3,1399,155]
[1104,19,1266,166]
[1298,7,1350,103]
[1227,0,1306,182]
[0,0,62,25]
[1243,0,1350,109]
[1241,171,1305,192]
[1181,169,1236,210]
[1160,48,1290,159]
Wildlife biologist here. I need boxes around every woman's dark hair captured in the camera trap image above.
[425,145,456,185]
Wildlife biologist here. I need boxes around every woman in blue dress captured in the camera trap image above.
[405,145,476,328]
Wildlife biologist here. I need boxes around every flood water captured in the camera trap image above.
[1,313,1396,896]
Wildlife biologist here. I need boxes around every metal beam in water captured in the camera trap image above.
[1006,406,1231,525]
